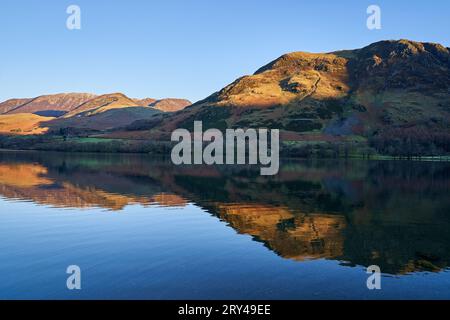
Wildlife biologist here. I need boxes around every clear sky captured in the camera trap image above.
[0,0,449,103]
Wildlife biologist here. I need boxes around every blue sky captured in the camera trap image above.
[0,0,449,103]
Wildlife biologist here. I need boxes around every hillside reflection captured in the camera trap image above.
[1,151,450,275]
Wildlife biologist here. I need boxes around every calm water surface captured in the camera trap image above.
[0,151,450,299]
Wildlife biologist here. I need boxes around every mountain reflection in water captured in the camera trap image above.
[1,151,450,276]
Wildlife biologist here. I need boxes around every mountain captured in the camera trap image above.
[148,99,192,112]
[0,93,96,116]
[0,93,191,134]
[0,98,33,114]
[133,98,157,106]
[133,98,191,111]
[195,39,450,108]
[138,39,450,156]
[63,93,140,117]
[0,93,191,117]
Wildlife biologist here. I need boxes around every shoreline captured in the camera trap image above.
[1,148,449,162]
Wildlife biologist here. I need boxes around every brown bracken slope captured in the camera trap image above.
[127,39,449,156]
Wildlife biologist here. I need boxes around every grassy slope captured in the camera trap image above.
[0,114,55,135]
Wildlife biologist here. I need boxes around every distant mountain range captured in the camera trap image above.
[0,39,449,157]
[0,93,191,115]
[0,93,191,133]
[0,93,96,115]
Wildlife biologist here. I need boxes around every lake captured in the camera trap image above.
[0,150,449,299]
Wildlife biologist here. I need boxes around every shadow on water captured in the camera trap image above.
[1,150,450,275]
